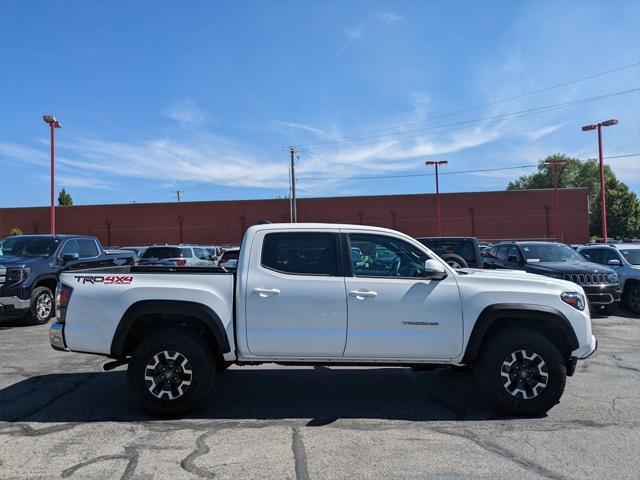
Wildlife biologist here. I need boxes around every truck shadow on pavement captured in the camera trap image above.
[0,366,518,425]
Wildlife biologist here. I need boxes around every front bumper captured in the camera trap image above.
[49,322,68,351]
[583,284,621,306]
[0,296,31,317]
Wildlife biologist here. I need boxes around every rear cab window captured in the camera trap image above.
[261,232,338,276]
[142,247,184,259]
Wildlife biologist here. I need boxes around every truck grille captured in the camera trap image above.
[0,266,5,286]
[562,273,608,285]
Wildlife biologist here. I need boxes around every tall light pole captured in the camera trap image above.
[544,157,568,241]
[582,119,618,243]
[425,160,448,236]
[43,115,61,236]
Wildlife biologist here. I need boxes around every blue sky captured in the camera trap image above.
[1,0,639,208]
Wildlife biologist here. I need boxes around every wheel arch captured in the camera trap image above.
[110,300,230,359]
[32,275,58,294]
[462,304,579,365]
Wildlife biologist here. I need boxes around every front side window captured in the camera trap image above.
[78,239,99,258]
[349,234,429,278]
[496,245,509,262]
[261,232,338,276]
[59,240,79,258]
[619,248,640,265]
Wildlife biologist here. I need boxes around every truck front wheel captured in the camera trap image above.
[475,328,566,416]
[127,329,215,416]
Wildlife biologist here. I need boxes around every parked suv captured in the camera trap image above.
[483,241,621,315]
[0,234,132,324]
[578,244,640,314]
[416,237,482,268]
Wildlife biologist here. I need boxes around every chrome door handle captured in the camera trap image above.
[253,287,281,297]
[349,290,378,299]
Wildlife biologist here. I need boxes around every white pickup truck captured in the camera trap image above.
[49,223,596,416]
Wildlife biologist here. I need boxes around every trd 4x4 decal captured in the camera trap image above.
[73,275,133,285]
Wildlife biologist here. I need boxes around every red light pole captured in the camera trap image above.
[425,160,448,236]
[43,115,61,236]
[544,158,568,241]
[581,119,618,243]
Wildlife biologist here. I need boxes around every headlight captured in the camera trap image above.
[6,266,30,285]
[561,292,586,311]
[608,272,618,283]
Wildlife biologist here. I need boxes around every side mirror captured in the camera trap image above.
[607,259,622,266]
[62,253,80,263]
[423,259,447,280]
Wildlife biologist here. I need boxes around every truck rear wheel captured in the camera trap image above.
[475,328,566,416]
[127,329,215,416]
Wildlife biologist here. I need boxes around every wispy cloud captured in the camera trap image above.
[338,11,403,54]
[522,123,566,141]
[163,99,208,126]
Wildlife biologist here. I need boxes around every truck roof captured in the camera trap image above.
[246,222,404,235]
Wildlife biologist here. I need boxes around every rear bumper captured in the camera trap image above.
[583,284,621,305]
[49,322,68,351]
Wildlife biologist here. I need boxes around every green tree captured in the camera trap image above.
[9,227,23,236]
[507,154,640,239]
[58,188,73,206]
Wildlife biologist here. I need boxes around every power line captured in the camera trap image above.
[300,88,640,149]
[298,154,640,182]
[296,62,640,148]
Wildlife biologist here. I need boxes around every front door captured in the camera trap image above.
[343,232,463,360]
[245,230,348,357]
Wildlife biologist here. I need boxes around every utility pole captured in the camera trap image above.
[582,119,618,243]
[173,190,183,202]
[425,160,448,236]
[544,158,568,242]
[284,146,303,222]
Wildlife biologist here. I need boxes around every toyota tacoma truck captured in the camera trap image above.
[49,223,597,416]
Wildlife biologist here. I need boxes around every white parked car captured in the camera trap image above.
[50,223,596,417]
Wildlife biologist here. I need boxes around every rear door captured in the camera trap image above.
[343,232,463,360]
[245,229,348,357]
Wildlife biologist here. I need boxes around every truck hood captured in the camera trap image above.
[458,268,577,291]
[0,256,51,267]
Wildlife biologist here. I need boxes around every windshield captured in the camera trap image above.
[220,251,239,262]
[620,248,640,265]
[521,244,586,263]
[142,247,188,259]
[0,236,59,258]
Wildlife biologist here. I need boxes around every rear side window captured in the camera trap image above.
[142,247,183,259]
[261,232,338,276]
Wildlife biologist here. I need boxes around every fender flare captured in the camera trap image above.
[110,300,230,357]
[461,303,579,364]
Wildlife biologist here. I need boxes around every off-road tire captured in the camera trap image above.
[475,328,566,416]
[127,329,216,416]
[441,253,468,269]
[28,286,54,325]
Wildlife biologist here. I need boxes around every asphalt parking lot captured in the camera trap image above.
[1,313,639,480]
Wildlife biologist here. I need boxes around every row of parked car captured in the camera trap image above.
[110,244,240,270]
[1,231,638,327]
[415,236,640,315]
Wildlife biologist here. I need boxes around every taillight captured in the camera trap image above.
[55,283,73,323]
[175,259,187,267]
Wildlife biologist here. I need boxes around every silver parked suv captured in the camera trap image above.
[578,244,640,314]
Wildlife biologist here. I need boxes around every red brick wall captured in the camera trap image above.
[0,189,590,246]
